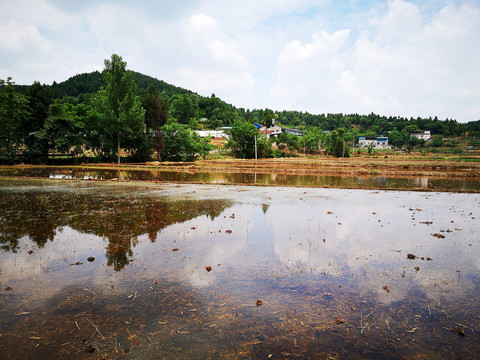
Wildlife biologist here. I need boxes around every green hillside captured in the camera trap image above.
[14,70,195,99]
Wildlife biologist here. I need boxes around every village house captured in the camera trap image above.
[411,130,431,141]
[194,130,229,139]
[258,119,305,139]
[358,136,391,149]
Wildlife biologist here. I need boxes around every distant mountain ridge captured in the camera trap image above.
[14,70,196,99]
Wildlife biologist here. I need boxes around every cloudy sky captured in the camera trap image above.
[1,0,479,122]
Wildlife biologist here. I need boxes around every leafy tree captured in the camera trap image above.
[0,77,30,163]
[276,133,300,154]
[323,128,348,157]
[36,101,85,159]
[403,124,420,134]
[225,120,259,159]
[142,85,167,161]
[388,129,405,148]
[431,135,444,147]
[168,94,196,124]
[23,81,52,163]
[304,128,322,153]
[262,108,273,129]
[94,54,145,163]
[161,122,211,161]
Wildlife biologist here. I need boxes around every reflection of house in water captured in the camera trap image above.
[373,177,387,186]
[413,178,429,188]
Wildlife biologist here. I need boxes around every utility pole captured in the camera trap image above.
[303,134,305,158]
[254,136,257,161]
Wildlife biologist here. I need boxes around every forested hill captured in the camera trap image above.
[10,70,480,136]
[14,71,195,99]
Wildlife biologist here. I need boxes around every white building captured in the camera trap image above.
[259,120,305,139]
[411,130,431,141]
[195,130,228,139]
[358,136,391,149]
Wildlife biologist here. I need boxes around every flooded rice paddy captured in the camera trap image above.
[0,179,479,359]
[1,166,479,192]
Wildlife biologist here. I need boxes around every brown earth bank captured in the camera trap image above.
[2,154,480,181]
[64,154,480,179]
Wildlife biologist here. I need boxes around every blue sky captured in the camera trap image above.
[1,0,479,122]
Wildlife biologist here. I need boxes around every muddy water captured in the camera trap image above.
[1,166,480,191]
[0,180,479,359]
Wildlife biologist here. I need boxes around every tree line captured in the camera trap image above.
[1,53,479,164]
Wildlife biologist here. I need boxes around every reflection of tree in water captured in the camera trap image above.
[0,188,232,270]
[0,192,61,252]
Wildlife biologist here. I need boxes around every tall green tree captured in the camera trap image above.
[23,81,52,163]
[323,128,348,157]
[36,101,85,160]
[95,54,145,163]
[160,122,211,161]
[168,94,196,124]
[303,128,322,153]
[225,120,272,159]
[262,108,273,129]
[0,77,30,163]
[142,85,167,161]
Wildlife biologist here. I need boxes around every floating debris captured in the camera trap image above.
[336,318,346,324]
[172,248,179,252]
[87,256,95,262]
[382,285,391,292]
[407,254,416,260]
[450,327,465,337]
[256,300,263,307]
[205,266,212,272]
[432,233,445,239]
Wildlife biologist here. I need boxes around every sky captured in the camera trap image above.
[1,0,479,123]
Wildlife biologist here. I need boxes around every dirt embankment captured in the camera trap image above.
[146,156,480,179]
[57,154,480,180]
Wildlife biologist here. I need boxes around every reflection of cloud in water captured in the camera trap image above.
[268,190,480,304]
[133,205,259,287]
[0,227,108,302]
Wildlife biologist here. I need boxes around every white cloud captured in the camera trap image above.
[0,19,53,53]
[0,0,479,121]
[269,0,480,121]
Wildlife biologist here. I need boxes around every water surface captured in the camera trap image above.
[1,166,479,192]
[0,180,479,359]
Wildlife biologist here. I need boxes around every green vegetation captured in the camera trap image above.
[2,54,480,164]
